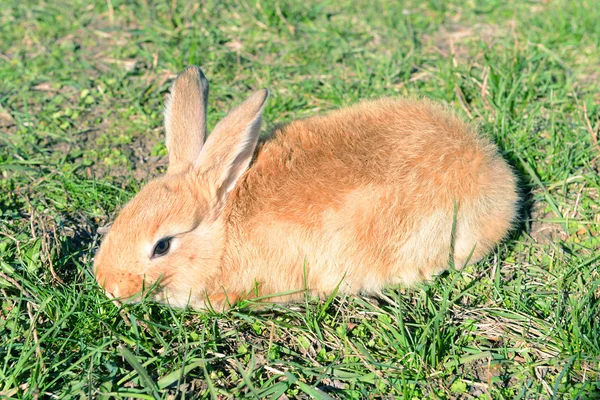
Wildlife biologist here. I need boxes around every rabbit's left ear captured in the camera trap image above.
[164,66,210,174]
[195,89,269,204]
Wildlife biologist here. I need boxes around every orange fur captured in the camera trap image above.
[93,66,518,310]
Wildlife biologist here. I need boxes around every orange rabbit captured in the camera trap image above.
[94,66,518,310]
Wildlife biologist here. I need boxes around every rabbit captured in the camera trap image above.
[93,66,518,311]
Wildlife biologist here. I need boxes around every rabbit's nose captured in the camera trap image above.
[105,285,119,299]
[96,271,142,300]
[104,284,131,309]
[105,290,114,299]
[111,273,143,299]
[95,272,108,291]
[95,275,118,298]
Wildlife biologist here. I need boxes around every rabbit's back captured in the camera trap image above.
[234,98,507,220]
[224,98,517,299]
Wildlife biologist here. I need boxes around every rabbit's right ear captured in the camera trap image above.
[164,66,209,174]
[195,89,268,207]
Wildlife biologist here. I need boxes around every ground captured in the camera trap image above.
[0,0,599,398]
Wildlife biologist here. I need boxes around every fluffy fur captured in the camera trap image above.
[94,66,518,310]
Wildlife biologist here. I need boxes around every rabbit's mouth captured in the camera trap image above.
[103,288,141,308]
[99,278,163,307]
[146,287,233,310]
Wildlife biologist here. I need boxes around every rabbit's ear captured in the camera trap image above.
[196,89,269,204]
[164,66,209,174]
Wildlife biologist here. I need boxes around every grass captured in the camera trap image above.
[1,0,599,398]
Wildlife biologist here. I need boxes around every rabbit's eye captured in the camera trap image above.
[152,237,171,257]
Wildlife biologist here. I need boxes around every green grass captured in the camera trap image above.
[1,0,599,398]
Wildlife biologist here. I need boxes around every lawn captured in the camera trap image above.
[1,0,599,398]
